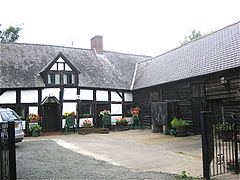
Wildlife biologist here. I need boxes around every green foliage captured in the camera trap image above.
[0,25,22,42]
[175,170,189,178]
[83,113,90,118]
[180,29,203,45]
[175,170,204,180]
[215,122,232,131]
[29,124,42,132]
[171,117,189,128]
[116,118,128,124]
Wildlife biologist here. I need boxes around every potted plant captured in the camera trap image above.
[29,124,42,137]
[116,117,128,131]
[99,110,111,128]
[170,117,189,137]
[216,122,233,141]
[131,107,141,129]
[82,119,92,128]
[63,112,76,119]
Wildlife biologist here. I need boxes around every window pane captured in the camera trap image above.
[55,74,60,84]
[63,74,67,84]
[67,74,72,84]
[48,74,55,84]
[48,74,51,84]
[72,74,75,84]
[80,104,92,115]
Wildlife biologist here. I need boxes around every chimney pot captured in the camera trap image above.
[91,35,103,54]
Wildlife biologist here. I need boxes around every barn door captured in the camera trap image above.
[191,98,202,134]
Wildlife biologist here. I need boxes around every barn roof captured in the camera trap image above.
[0,42,149,90]
[133,21,240,89]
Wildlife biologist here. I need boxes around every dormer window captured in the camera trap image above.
[48,73,60,84]
[40,52,79,86]
[63,73,75,84]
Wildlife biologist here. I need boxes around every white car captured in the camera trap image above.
[0,108,24,143]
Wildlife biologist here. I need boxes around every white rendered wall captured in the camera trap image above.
[80,89,93,100]
[0,91,16,104]
[111,91,122,102]
[64,88,77,100]
[96,90,108,101]
[29,106,38,114]
[124,92,133,102]
[111,104,122,114]
[21,90,38,103]
[42,88,60,100]
[62,102,77,114]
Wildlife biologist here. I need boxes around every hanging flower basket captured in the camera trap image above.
[28,114,40,122]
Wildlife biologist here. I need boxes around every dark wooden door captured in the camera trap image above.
[191,99,201,133]
[191,98,207,134]
[96,104,109,128]
[42,104,59,132]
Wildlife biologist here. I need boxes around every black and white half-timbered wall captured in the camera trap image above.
[0,35,149,132]
[1,22,240,134]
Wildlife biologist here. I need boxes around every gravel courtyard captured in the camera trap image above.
[16,140,176,180]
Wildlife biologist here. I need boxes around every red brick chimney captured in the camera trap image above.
[91,35,103,54]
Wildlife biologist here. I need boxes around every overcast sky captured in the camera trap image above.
[1,0,239,56]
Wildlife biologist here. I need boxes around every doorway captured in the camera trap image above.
[96,104,109,128]
[41,96,60,132]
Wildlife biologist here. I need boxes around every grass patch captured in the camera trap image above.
[175,170,204,180]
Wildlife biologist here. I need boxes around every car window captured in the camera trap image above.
[0,111,20,121]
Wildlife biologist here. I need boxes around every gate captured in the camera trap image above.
[201,112,240,179]
[0,121,16,180]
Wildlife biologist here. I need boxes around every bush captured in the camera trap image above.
[29,124,42,132]
[171,117,189,128]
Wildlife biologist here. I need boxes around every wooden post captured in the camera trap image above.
[201,111,211,180]
[8,121,16,180]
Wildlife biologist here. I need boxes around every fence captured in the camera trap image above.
[201,112,240,180]
[0,121,16,180]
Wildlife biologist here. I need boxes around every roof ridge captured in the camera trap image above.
[0,41,151,58]
[0,41,95,52]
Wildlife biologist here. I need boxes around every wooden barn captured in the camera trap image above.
[132,21,240,134]
[0,21,240,134]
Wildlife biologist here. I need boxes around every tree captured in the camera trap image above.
[180,29,203,45]
[0,24,22,42]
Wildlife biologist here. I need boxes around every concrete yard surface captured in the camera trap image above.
[26,129,203,178]
[23,129,240,179]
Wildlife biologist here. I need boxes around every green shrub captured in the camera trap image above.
[29,124,42,132]
[171,117,189,128]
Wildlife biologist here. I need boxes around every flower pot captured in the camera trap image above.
[175,126,189,137]
[32,131,40,137]
[219,130,233,141]
[116,122,128,131]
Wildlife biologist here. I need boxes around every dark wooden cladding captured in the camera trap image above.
[133,68,240,133]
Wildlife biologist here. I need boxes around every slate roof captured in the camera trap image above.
[0,43,149,90]
[133,21,240,89]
